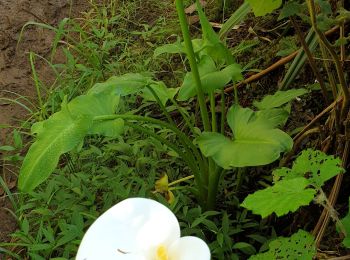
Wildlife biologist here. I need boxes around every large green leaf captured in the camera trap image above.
[256,108,289,128]
[246,0,282,17]
[249,230,316,259]
[197,105,293,168]
[19,91,125,192]
[253,89,307,110]
[241,178,316,218]
[88,73,151,96]
[273,149,344,189]
[67,93,124,137]
[18,111,92,192]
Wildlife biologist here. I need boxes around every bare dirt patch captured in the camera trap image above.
[0,0,90,245]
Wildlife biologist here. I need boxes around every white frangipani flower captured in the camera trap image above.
[76,198,210,260]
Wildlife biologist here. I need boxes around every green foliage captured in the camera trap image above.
[273,149,344,189]
[249,230,316,259]
[241,178,316,218]
[242,149,344,218]
[18,92,124,192]
[18,111,92,192]
[197,104,292,168]
[141,82,179,106]
[178,56,242,101]
[246,0,282,17]
[253,89,307,110]
[278,1,305,20]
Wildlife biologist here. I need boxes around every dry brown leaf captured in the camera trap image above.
[185,0,207,14]
[187,15,200,25]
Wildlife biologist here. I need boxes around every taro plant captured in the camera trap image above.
[18,0,306,210]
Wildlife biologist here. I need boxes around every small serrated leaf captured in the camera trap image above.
[241,178,316,218]
[273,149,344,189]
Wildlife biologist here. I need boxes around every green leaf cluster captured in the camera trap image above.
[242,149,344,218]
[18,92,124,192]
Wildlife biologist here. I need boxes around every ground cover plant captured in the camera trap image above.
[1,0,350,259]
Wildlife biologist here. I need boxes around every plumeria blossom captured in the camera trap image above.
[76,198,210,260]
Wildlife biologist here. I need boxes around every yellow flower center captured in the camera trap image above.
[156,245,169,260]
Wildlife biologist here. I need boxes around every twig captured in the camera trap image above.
[293,97,342,141]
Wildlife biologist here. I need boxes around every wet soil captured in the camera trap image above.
[0,0,89,245]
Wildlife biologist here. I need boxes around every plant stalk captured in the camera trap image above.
[175,0,211,132]
[307,0,350,118]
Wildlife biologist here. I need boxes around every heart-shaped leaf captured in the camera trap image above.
[197,105,293,168]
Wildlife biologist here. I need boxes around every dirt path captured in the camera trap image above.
[0,0,90,244]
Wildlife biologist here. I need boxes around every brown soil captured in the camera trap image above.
[0,0,90,246]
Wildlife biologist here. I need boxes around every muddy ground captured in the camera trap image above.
[0,0,90,245]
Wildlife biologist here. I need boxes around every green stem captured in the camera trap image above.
[207,167,223,209]
[175,0,211,132]
[169,175,194,186]
[220,90,226,134]
[29,52,45,119]
[170,98,209,177]
[235,168,244,191]
[210,93,217,132]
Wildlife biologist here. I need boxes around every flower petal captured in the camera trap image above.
[168,236,211,260]
[76,198,180,260]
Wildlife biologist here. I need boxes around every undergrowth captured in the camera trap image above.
[1,0,350,259]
